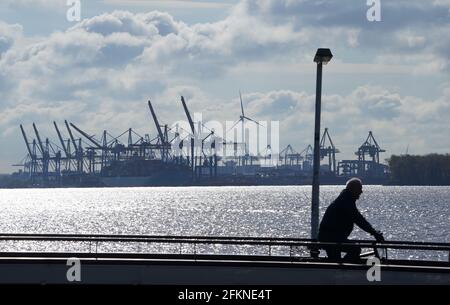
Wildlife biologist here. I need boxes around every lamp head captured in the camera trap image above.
[314,48,333,64]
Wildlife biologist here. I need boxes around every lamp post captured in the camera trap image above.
[311,48,333,242]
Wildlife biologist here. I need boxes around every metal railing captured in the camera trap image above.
[0,233,448,264]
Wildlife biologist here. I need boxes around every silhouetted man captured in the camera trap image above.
[318,178,384,261]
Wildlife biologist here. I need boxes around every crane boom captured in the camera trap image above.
[65,120,78,152]
[70,123,103,149]
[32,123,45,156]
[181,96,195,136]
[320,128,335,149]
[54,121,69,157]
[369,131,381,149]
[20,125,34,158]
[148,100,165,144]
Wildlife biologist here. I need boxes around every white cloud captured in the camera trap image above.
[0,22,22,57]
[233,0,450,74]
[2,6,305,90]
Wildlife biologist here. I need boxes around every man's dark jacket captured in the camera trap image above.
[318,188,376,242]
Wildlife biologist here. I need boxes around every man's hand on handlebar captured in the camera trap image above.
[373,230,385,243]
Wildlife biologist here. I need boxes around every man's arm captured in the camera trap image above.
[352,206,385,242]
[353,208,377,235]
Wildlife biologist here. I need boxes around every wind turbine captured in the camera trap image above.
[227,91,260,156]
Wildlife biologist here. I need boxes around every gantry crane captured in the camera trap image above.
[65,120,84,174]
[320,128,339,174]
[32,123,49,182]
[279,145,302,167]
[355,131,386,176]
[299,144,313,171]
[148,100,170,162]
[20,124,37,178]
[181,96,196,176]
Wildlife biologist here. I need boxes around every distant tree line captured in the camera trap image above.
[387,154,450,185]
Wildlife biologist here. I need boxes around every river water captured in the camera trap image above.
[0,186,448,260]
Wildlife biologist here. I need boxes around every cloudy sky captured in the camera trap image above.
[0,0,449,173]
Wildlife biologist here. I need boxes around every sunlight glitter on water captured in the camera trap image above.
[0,186,448,259]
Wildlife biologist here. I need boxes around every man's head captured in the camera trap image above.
[345,178,363,200]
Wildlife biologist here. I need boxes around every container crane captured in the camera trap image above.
[53,122,69,158]
[181,96,196,176]
[20,124,36,177]
[355,131,386,176]
[148,100,169,162]
[32,123,49,182]
[70,123,103,173]
[320,128,339,174]
[65,120,83,174]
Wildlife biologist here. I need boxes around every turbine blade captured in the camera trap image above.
[240,90,245,117]
[243,116,261,126]
[226,119,242,133]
